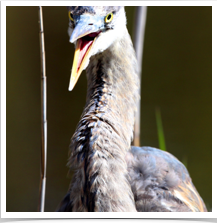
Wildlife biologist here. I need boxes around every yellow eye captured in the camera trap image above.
[68,11,74,22]
[105,12,113,23]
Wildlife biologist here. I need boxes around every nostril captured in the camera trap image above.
[88,23,93,25]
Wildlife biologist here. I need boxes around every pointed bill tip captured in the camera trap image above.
[68,83,74,91]
[68,73,77,91]
[68,66,82,92]
[70,34,76,44]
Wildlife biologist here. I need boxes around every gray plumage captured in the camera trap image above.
[57,6,207,212]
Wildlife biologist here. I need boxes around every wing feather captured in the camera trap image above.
[127,146,207,212]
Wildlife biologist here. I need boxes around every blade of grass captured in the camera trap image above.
[182,156,188,168]
[155,107,166,151]
[38,6,47,212]
[155,108,188,168]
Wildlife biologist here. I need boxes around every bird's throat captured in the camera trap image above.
[68,32,139,211]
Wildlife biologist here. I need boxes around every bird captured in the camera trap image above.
[57,6,207,212]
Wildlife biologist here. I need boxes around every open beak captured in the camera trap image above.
[68,15,103,91]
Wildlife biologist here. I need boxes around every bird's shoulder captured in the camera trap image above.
[126,146,207,212]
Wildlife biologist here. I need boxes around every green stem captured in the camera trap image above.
[155,107,166,151]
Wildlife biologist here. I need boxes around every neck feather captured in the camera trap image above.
[68,27,139,212]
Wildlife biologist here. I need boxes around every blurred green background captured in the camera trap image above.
[6,6,212,212]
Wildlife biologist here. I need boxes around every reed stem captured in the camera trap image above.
[38,6,47,212]
[133,6,147,146]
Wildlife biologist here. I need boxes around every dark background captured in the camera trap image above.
[6,6,212,212]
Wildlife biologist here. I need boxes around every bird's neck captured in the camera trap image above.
[69,27,139,211]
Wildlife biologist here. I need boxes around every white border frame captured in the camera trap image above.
[1,1,216,219]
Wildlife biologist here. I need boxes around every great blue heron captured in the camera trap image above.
[57,6,207,212]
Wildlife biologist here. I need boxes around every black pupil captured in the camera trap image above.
[107,14,111,20]
[70,13,73,19]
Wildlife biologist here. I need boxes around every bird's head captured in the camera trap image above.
[67,6,126,91]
